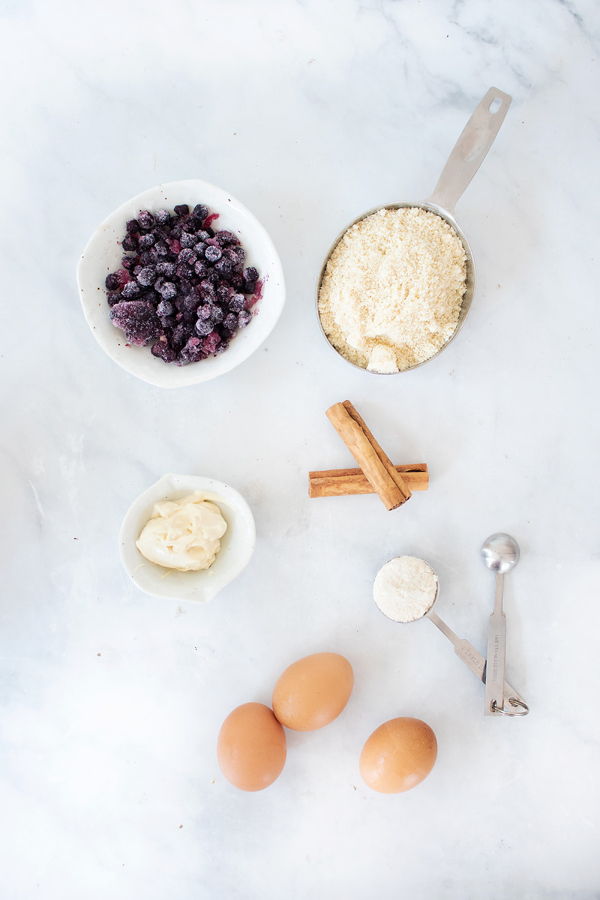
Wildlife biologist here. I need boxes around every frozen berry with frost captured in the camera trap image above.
[195,318,213,337]
[174,204,190,217]
[156,299,174,317]
[107,290,121,307]
[126,219,140,233]
[204,245,222,263]
[178,336,204,364]
[215,230,238,247]
[121,281,141,299]
[158,281,177,300]
[229,293,245,313]
[138,233,155,249]
[178,248,197,265]
[180,231,196,249]
[192,204,209,222]
[138,210,155,230]
[156,261,175,277]
[105,272,120,290]
[122,234,137,251]
[201,331,221,354]
[110,301,160,345]
[238,309,252,328]
[136,266,156,287]
[151,338,177,363]
[223,312,238,332]
[155,209,170,225]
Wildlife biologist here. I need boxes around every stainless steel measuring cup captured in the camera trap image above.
[317,87,512,372]
[374,556,529,715]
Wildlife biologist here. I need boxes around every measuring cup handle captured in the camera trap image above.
[427,87,512,213]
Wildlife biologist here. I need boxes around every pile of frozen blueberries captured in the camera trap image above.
[105,204,261,364]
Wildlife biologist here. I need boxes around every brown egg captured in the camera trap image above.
[360,717,437,793]
[272,652,354,731]
[217,702,286,791]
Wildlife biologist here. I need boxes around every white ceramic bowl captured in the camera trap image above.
[77,179,285,388]
[119,474,256,602]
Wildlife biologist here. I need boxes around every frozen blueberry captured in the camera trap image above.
[244,266,259,284]
[167,238,181,256]
[126,219,140,233]
[201,331,222,354]
[158,281,177,300]
[211,305,224,324]
[214,258,234,278]
[226,245,246,266]
[139,251,154,266]
[176,263,193,280]
[217,284,233,303]
[138,233,156,249]
[229,293,245,313]
[198,303,213,320]
[107,290,122,307]
[105,272,120,290]
[223,312,238,332]
[153,241,169,258]
[136,266,156,287]
[182,295,199,316]
[110,301,160,345]
[192,204,209,222]
[151,338,178,363]
[178,247,197,265]
[204,245,222,263]
[178,336,204,364]
[180,231,196,249]
[197,280,216,302]
[155,261,176,277]
[238,309,252,328]
[194,260,208,278]
[138,210,155,230]
[122,234,137,251]
[195,318,214,337]
[171,324,187,349]
[214,230,238,247]
[155,209,171,225]
[156,299,174,317]
[174,204,190,217]
[121,281,141,299]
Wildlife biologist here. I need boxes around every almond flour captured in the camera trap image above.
[318,207,467,373]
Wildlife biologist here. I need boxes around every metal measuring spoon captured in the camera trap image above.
[374,557,528,714]
[481,534,520,715]
[317,87,512,373]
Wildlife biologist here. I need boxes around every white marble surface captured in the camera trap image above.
[1,1,600,897]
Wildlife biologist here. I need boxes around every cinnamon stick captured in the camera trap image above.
[309,464,428,498]
[325,401,412,510]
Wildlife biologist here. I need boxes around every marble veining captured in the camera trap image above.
[1,0,599,898]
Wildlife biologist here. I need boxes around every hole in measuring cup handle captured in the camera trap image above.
[489,97,502,114]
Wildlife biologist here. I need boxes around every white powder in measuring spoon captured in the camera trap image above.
[373,556,438,623]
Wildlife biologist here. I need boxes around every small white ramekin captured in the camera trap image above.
[119,473,256,602]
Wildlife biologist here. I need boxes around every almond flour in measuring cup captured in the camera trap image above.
[318,207,467,373]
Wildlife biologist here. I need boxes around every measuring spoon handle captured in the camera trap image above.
[427,87,511,213]
[428,612,528,715]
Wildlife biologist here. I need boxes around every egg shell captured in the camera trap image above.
[272,652,354,731]
[360,717,437,794]
[217,702,286,792]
